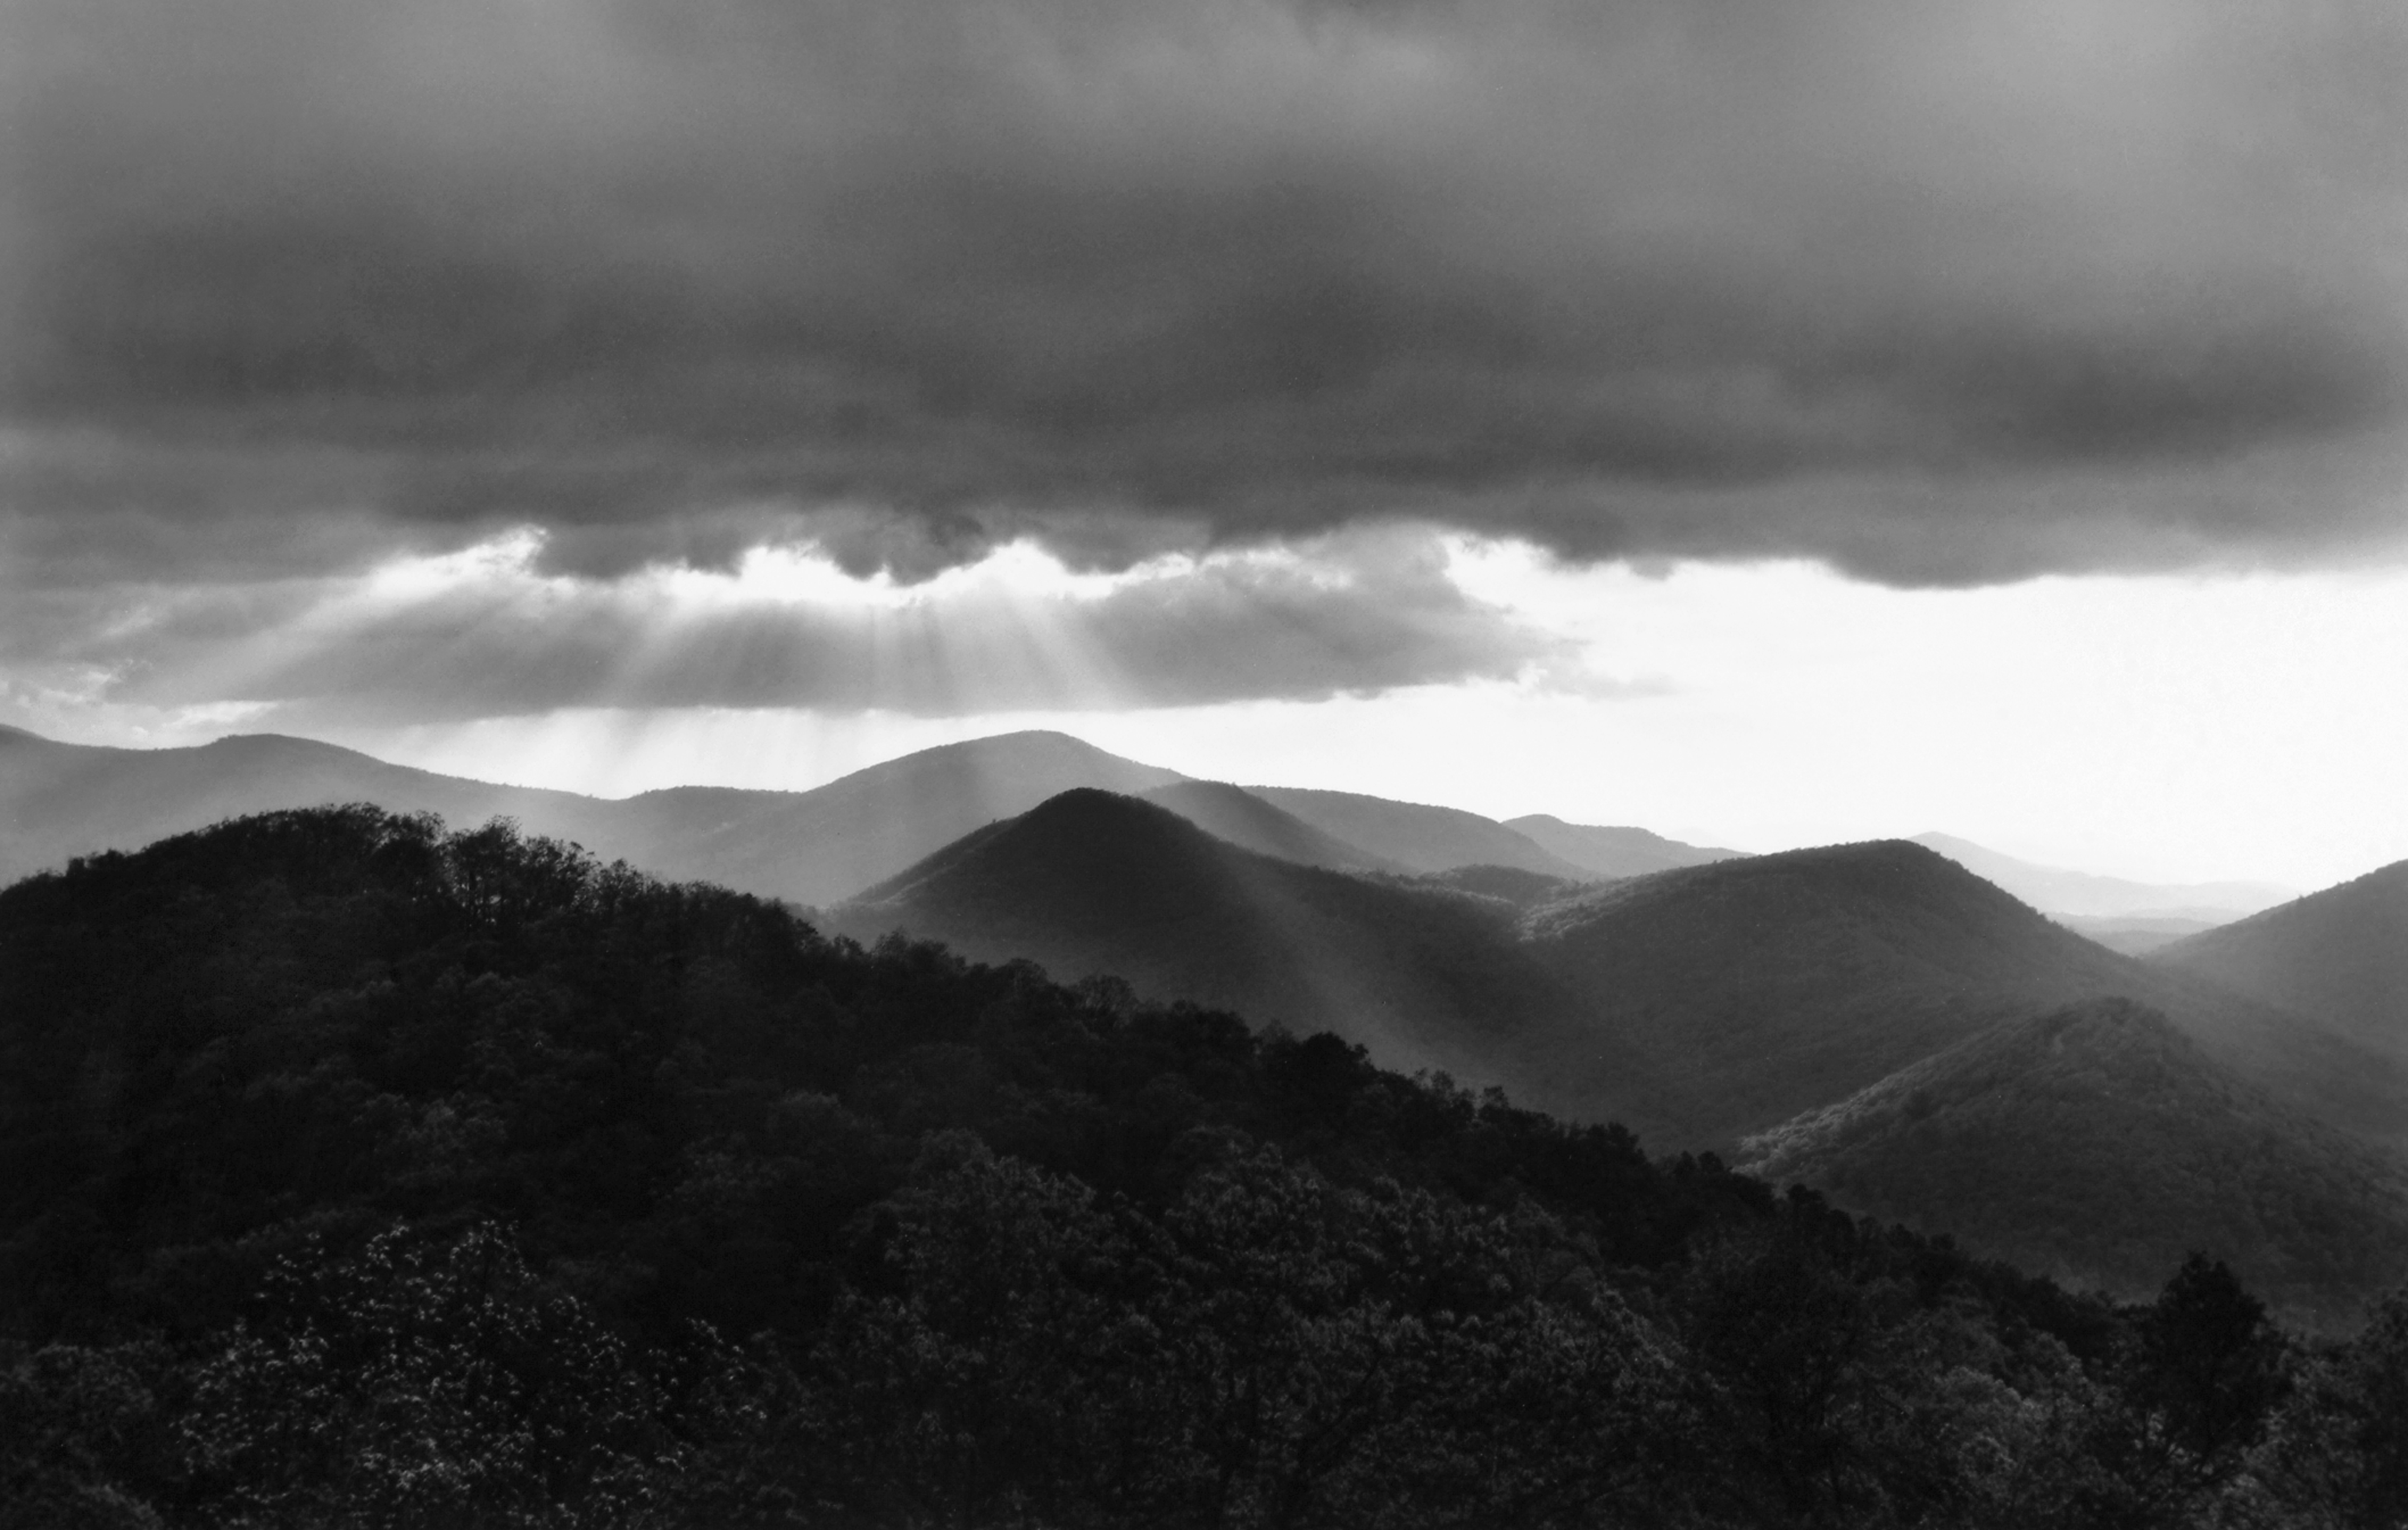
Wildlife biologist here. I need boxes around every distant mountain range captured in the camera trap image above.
[0,724,1183,907]
[1137,781,1405,874]
[1911,831,2293,919]
[11,722,2288,922]
[4,724,1736,907]
[1235,785,1594,878]
[2056,912,2229,956]
[1505,814,1751,878]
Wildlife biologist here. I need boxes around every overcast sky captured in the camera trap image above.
[4,0,2404,888]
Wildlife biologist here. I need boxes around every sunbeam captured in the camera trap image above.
[66,522,1540,733]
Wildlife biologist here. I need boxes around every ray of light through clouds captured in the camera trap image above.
[3,0,2406,893]
[0,518,1574,749]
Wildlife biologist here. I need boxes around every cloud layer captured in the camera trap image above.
[5,527,1579,726]
[7,0,2404,592]
[3,0,2404,728]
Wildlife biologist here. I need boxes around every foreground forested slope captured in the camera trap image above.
[4,807,2407,1529]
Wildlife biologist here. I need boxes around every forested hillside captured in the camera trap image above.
[2152,859,2408,1059]
[1520,840,2408,1151]
[828,788,1609,1088]
[1741,998,2408,1328]
[4,807,2407,1529]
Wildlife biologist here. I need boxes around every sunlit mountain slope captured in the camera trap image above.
[2151,860,2408,1060]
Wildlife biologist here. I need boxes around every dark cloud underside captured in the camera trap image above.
[3,0,2402,594]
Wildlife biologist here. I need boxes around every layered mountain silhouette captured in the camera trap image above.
[1518,839,2407,1152]
[0,726,612,883]
[827,789,1628,1092]
[1741,998,2408,1329]
[621,731,1188,905]
[830,798,2408,1310]
[833,801,2408,1163]
[16,722,2404,1318]
[2058,912,2226,956]
[0,725,1712,909]
[2150,860,2408,1060]
[1520,839,2127,1147]
[0,725,1186,907]
[1241,786,1589,878]
[1138,781,1404,874]
[1504,814,1748,878]
[1911,831,2292,919]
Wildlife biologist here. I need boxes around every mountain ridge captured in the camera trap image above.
[1138,780,1403,874]
[0,726,1663,908]
[832,807,2408,1167]
[818,805,2408,1323]
[832,788,1611,1091]
[2150,859,2408,1060]
[1912,831,2293,918]
[1242,784,1590,879]
[1523,838,2408,1153]
[1740,997,2408,1330]
[1505,814,1748,878]
[0,726,1194,906]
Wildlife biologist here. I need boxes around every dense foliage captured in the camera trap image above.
[2,806,2405,1528]
[1740,999,2408,1330]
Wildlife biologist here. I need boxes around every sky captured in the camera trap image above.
[3,0,2404,890]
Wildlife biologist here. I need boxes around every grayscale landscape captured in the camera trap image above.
[4,0,2405,1524]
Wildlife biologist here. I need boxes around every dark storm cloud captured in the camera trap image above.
[4,0,2401,598]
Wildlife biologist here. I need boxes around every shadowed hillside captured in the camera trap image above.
[830,789,1632,1092]
[1519,841,2408,1153]
[828,812,2408,1328]
[1741,998,2408,1331]
[2151,860,2408,1060]
[1139,780,1401,873]
[841,816,2408,1159]
[621,730,1187,904]
[1505,814,1748,878]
